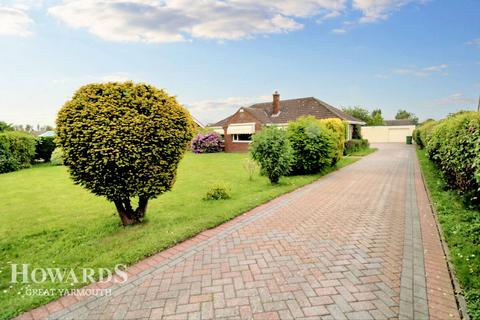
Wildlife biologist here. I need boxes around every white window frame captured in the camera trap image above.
[232,133,252,143]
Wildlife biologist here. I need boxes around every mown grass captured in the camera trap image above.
[0,152,359,319]
[346,147,377,157]
[417,149,480,319]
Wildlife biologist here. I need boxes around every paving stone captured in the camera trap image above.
[346,310,374,320]
[286,300,304,318]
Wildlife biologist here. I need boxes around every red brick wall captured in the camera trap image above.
[222,110,262,153]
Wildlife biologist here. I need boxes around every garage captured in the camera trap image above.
[361,120,416,143]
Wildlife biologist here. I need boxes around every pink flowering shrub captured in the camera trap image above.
[191,132,224,153]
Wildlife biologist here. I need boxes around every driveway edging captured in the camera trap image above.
[415,152,469,320]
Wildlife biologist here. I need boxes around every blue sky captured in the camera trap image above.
[0,0,479,126]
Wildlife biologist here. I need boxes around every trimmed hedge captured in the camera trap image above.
[422,112,480,204]
[35,136,56,161]
[413,119,437,149]
[319,118,346,165]
[344,139,369,155]
[0,131,36,173]
[286,116,336,174]
[191,132,224,153]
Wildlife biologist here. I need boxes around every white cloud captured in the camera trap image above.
[0,6,33,36]
[466,38,480,46]
[375,73,389,79]
[7,0,44,10]
[353,0,424,23]
[331,28,347,34]
[100,72,131,82]
[51,72,133,85]
[183,95,270,124]
[48,0,348,43]
[393,64,448,77]
[435,93,476,106]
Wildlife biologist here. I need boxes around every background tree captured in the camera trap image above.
[370,109,384,126]
[250,126,292,184]
[56,82,194,226]
[342,107,371,124]
[10,124,54,132]
[0,121,14,132]
[342,106,385,126]
[395,109,419,125]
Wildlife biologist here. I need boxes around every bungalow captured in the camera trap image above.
[209,92,365,152]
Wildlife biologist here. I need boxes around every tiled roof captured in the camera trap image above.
[211,97,362,126]
[210,97,364,127]
[384,119,416,126]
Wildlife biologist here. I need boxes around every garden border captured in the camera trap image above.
[416,152,470,320]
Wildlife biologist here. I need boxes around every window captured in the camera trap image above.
[232,134,252,143]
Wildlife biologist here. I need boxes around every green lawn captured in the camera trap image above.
[347,147,378,157]
[0,152,359,319]
[417,149,480,319]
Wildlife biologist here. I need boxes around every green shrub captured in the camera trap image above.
[56,82,194,225]
[319,118,346,165]
[286,116,336,174]
[50,147,64,166]
[250,126,292,184]
[344,139,369,155]
[425,121,445,162]
[203,182,231,200]
[414,120,437,149]
[35,136,56,161]
[0,135,15,173]
[425,112,480,205]
[412,128,420,146]
[0,131,36,173]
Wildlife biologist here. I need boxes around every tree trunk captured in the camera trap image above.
[135,196,149,220]
[114,197,149,226]
[114,199,138,226]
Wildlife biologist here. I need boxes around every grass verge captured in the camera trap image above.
[417,149,480,319]
[0,152,359,319]
[346,147,377,157]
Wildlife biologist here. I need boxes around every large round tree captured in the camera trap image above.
[56,82,194,225]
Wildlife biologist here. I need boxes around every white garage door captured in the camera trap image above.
[388,128,411,143]
[361,125,415,143]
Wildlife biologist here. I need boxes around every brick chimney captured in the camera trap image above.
[272,91,280,115]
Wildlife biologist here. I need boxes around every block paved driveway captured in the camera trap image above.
[23,144,460,320]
